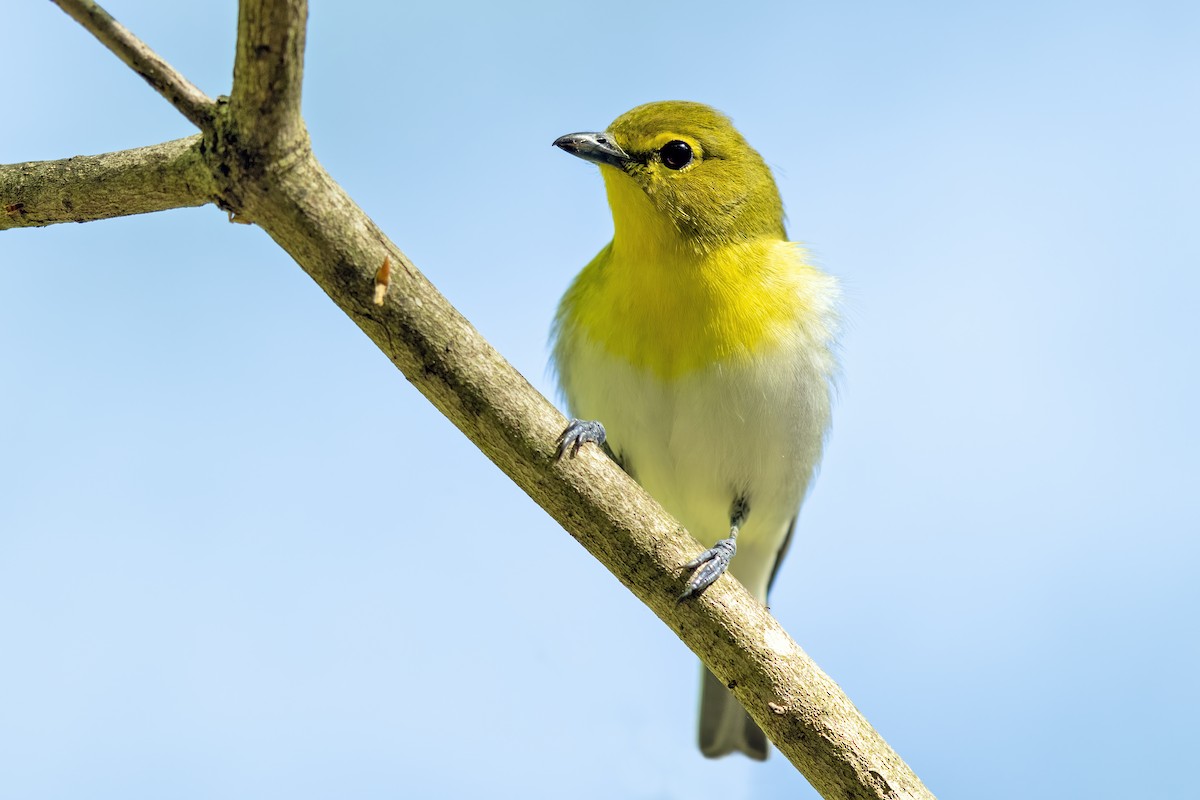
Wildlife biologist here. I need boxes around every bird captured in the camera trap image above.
[549,101,840,760]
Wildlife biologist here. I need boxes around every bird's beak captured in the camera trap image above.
[553,131,630,168]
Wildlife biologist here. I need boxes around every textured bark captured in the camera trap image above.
[0,3,936,799]
[0,137,214,229]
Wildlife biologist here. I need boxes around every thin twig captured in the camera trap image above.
[50,0,216,129]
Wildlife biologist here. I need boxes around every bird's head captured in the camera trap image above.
[554,101,785,252]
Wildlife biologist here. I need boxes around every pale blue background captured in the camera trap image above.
[2,1,1197,798]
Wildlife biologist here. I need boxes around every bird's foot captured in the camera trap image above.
[555,419,606,460]
[679,535,737,600]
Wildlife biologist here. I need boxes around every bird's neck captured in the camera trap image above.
[603,169,700,265]
[567,174,811,379]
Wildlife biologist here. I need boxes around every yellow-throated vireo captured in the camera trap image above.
[551,101,839,760]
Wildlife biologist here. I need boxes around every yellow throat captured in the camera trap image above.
[559,164,813,380]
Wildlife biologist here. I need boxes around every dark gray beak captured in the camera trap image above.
[553,131,630,168]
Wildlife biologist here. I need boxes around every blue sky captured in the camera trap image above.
[2,1,1198,798]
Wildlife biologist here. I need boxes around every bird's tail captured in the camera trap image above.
[697,666,768,760]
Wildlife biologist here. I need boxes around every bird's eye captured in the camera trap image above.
[659,140,693,170]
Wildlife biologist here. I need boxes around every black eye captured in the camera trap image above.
[659,140,693,170]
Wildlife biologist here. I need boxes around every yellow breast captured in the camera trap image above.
[555,163,829,379]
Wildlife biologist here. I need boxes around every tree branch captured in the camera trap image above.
[50,0,216,130]
[0,136,215,229]
[230,0,307,152]
[6,2,937,798]
[239,152,936,800]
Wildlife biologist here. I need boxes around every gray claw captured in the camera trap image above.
[555,419,607,460]
[679,536,737,600]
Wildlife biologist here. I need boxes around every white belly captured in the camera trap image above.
[559,331,834,600]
